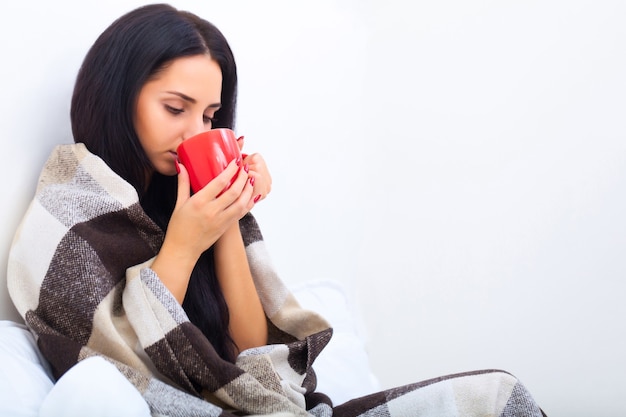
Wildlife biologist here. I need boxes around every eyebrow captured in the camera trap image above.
[165,91,221,108]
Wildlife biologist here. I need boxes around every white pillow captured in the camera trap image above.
[0,321,150,417]
[290,279,381,406]
[39,356,150,417]
[0,320,54,417]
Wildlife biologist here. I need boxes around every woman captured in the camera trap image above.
[8,3,546,416]
[70,2,271,363]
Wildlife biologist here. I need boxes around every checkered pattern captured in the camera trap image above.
[8,144,545,416]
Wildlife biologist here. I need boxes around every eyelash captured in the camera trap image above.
[203,115,218,124]
[165,105,217,125]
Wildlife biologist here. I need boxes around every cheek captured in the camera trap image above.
[133,98,151,142]
[135,102,164,147]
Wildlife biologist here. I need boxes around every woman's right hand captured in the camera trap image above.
[151,158,256,302]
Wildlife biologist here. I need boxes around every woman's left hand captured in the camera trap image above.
[238,136,272,203]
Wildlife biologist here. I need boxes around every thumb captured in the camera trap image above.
[175,160,191,208]
[236,135,245,152]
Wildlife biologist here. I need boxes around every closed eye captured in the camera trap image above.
[204,115,218,125]
[165,104,217,125]
[165,105,183,115]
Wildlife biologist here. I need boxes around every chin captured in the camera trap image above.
[155,166,177,177]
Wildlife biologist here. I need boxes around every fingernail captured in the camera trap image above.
[254,194,261,203]
[237,135,245,142]
[175,159,180,174]
[236,156,242,165]
[244,163,249,173]
[249,177,255,186]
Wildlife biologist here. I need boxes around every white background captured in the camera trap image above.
[1,1,625,416]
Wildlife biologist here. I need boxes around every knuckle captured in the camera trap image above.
[215,173,232,188]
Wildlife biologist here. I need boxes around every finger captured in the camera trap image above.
[224,168,256,214]
[175,160,191,209]
[222,159,252,199]
[247,169,271,201]
[237,135,245,152]
[195,158,241,200]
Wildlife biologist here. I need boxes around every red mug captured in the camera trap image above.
[176,128,242,194]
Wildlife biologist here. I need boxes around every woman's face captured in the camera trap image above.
[134,54,223,176]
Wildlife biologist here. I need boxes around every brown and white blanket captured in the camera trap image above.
[8,143,546,416]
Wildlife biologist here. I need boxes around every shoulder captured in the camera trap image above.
[34,143,140,226]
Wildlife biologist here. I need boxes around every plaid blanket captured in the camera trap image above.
[8,143,546,416]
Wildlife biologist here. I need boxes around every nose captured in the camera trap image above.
[183,117,208,141]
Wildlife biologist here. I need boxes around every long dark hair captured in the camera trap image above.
[70,3,239,361]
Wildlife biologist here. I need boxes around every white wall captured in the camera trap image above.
[1,1,625,416]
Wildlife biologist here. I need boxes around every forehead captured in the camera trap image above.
[146,54,223,99]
